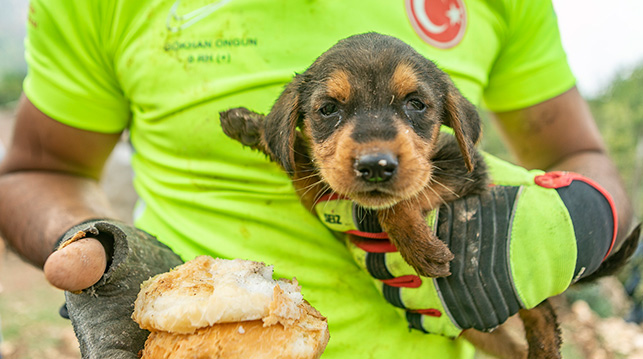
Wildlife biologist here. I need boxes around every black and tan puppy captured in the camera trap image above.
[222,32,486,278]
[220,33,640,358]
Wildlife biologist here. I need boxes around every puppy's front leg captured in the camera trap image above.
[220,107,271,155]
[378,205,454,277]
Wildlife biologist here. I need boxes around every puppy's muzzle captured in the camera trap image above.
[355,153,398,183]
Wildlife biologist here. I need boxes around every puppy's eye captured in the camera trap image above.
[405,98,426,112]
[319,103,339,117]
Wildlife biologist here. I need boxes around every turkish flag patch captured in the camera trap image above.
[406,0,467,49]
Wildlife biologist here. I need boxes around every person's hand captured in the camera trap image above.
[43,220,183,358]
[316,153,619,337]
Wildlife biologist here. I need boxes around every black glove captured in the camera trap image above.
[60,220,183,358]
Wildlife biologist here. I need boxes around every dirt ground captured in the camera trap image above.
[1,106,643,358]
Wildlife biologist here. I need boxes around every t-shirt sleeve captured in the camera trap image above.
[23,0,130,133]
[482,0,576,112]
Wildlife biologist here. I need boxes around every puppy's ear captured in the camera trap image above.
[442,83,481,172]
[263,76,303,174]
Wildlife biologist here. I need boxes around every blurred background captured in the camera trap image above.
[0,0,642,358]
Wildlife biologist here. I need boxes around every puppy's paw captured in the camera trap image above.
[412,256,453,278]
[398,238,454,278]
[219,107,265,147]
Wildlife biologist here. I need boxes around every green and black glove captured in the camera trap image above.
[58,220,183,358]
[316,153,618,337]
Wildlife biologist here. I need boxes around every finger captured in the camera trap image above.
[44,237,107,291]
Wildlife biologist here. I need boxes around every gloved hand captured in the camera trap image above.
[316,153,618,338]
[47,220,183,358]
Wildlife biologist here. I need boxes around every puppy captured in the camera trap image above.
[219,33,640,358]
[222,32,486,278]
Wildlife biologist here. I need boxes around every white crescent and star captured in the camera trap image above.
[412,0,449,34]
[413,0,463,35]
[407,0,466,48]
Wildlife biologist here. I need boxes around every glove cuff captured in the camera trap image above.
[508,171,617,307]
[534,171,618,269]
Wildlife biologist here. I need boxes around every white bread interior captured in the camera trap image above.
[132,256,329,359]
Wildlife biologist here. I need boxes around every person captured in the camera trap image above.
[0,0,634,358]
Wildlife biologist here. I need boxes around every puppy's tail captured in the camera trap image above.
[577,223,641,284]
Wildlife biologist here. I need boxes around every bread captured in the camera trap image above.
[132,256,329,359]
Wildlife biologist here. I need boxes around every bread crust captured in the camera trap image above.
[141,305,329,359]
[132,256,329,359]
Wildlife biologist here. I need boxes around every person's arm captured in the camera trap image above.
[491,86,634,249]
[0,96,185,358]
[0,95,120,267]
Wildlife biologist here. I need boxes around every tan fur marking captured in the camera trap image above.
[391,62,419,98]
[325,70,351,103]
[312,119,436,209]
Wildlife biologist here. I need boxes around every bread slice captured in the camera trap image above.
[132,256,329,359]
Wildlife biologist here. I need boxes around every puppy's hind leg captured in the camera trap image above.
[219,107,270,155]
[461,325,527,359]
[519,299,562,359]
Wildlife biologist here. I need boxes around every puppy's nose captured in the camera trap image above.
[355,153,398,182]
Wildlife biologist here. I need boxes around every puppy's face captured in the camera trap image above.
[263,33,480,209]
[303,63,443,208]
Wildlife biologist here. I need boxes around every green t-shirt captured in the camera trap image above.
[24,0,574,357]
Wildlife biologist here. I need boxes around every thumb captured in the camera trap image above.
[44,237,107,292]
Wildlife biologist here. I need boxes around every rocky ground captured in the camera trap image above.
[0,106,642,358]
